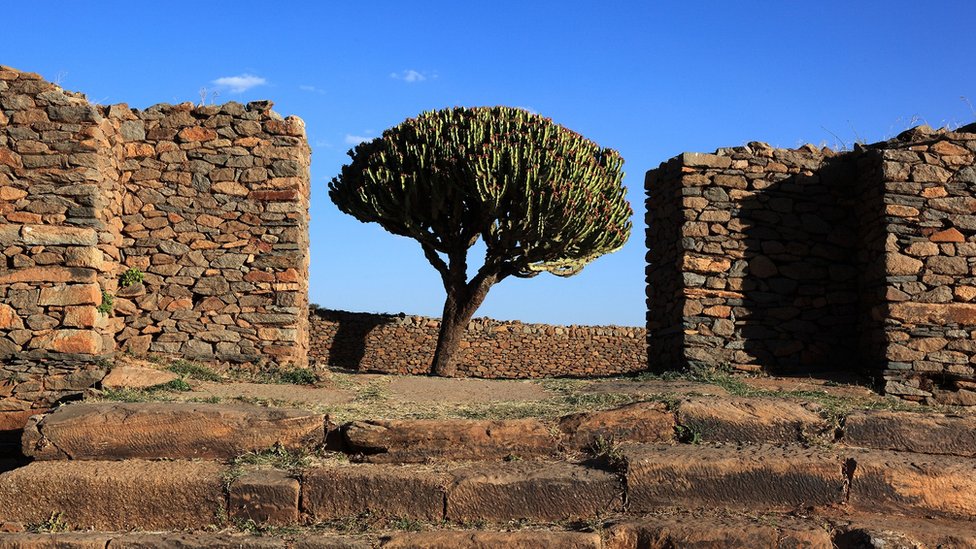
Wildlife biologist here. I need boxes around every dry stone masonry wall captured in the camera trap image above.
[647,123,976,404]
[0,66,310,412]
[309,308,646,378]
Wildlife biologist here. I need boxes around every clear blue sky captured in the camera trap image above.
[5,2,974,326]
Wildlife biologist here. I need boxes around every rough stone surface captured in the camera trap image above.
[0,533,114,548]
[0,460,226,530]
[302,464,449,521]
[848,448,976,518]
[446,462,623,522]
[676,397,829,443]
[624,443,845,512]
[842,409,976,457]
[228,469,300,526]
[604,515,833,549]
[99,366,179,390]
[343,418,558,463]
[381,531,602,549]
[22,402,324,460]
[558,401,674,449]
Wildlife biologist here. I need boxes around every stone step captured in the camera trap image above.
[21,398,976,465]
[623,443,976,519]
[22,402,325,461]
[3,510,976,548]
[4,445,976,532]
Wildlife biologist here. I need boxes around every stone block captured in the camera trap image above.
[842,410,976,457]
[558,401,674,449]
[229,469,300,526]
[382,531,602,549]
[676,397,829,444]
[0,460,226,530]
[302,464,448,521]
[20,225,97,246]
[624,444,845,512]
[343,418,557,463]
[446,462,622,522]
[22,402,325,460]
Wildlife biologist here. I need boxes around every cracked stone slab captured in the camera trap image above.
[22,402,325,460]
[841,409,976,457]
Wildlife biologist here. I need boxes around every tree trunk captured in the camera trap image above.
[430,274,496,377]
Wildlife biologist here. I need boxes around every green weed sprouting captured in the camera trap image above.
[96,291,114,314]
[118,267,144,287]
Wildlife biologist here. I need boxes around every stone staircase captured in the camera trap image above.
[2,393,976,548]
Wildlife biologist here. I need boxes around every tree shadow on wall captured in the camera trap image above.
[737,154,871,381]
[314,309,396,371]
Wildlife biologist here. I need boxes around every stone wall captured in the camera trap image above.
[864,127,976,404]
[113,101,310,367]
[309,308,646,378]
[646,124,976,404]
[0,66,310,414]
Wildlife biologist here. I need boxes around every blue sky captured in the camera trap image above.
[5,1,975,326]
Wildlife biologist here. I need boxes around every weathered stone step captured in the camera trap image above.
[22,402,325,460]
[623,443,976,519]
[4,510,976,548]
[5,445,976,531]
[840,408,976,457]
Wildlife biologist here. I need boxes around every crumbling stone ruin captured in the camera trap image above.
[0,66,310,413]
[647,123,976,404]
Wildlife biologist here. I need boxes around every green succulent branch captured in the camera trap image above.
[329,106,632,376]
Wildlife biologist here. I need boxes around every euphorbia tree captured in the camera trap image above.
[329,106,631,377]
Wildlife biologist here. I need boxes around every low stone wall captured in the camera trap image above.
[308,308,646,378]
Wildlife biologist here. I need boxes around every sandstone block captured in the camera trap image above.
[675,397,829,443]
[558,401,674,449]
[22,402,325,460]
[302,464,448,521]
[446,462,622,522]
[177,126,218,142]
[889,302,976,325]
[604,515,833,549]
[848,448,976,518]
[28,330,102,354]
[0,533,113,548]
[344,418,557,463]
[38,283,101,306]
[0,267,96,284]
[20,225,97,246]
[381,531,602,549]
[100,366,179,390]
[624,444,845,512]
[0,460,226,530]
[843,410,976,457]
[229,469,300,525]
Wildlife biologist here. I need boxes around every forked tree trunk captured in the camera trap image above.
[430,276,495,377]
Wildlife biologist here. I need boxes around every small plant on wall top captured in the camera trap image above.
[119,267,144,287]
[330,106,632,377]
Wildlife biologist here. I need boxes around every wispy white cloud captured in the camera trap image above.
[345,134,372,145]
[212,74,267,93]
[390,69,435,83]
[517,106,539,115]
[299,84,326,94]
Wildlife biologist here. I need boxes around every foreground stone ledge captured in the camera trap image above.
[302,464,449,521]
[603,515,833,549]
[22,402,325,460]
[888,302,976,325]
[848,448,976,518]
[841,409,976,457]
[624,443,845,512]
[380,531,602,549]
[343,418,558,463]
[557,401,674,449]
[446,461,623,523]
[0,460,226,530]
[830,512,976,549]
[675,397,829,444]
